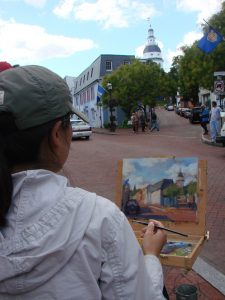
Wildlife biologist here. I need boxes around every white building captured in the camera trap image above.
[141,25,163,68]
[198,87,217,107]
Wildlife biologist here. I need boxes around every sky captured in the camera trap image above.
[0,0,223,78]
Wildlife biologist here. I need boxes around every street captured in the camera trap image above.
[64,108,225,299]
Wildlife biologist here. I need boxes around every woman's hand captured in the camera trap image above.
[141,220,167,257]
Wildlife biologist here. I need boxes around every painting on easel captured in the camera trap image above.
[121,157,198,222]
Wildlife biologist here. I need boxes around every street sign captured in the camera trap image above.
[214,80,224,93]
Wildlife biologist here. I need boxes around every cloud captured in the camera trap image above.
[165,162,197,185]
[0,18,96,65]
[164,31,202,71]
[24,0,47,8]
[53,0,157,29]
[53,0,76,18]
[176,0,223,24]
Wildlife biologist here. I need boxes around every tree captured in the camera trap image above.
[169,2,225,101]
[101,59,166,118]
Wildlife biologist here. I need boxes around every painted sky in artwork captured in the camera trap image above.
[123,157,198,189]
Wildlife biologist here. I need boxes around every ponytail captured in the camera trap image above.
[0,139,13,227]
[0,114,15,227]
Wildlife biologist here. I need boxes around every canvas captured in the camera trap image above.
[121,157,198,223]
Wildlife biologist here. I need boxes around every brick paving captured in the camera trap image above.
[64,109,225,299]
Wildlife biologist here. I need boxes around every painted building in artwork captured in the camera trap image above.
[145,179,173,205]
[176,170,185,188]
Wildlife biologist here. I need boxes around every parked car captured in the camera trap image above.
[189,107,202,123]
[183,108,191,119]
[177,107,185,116]
[70,119,92,140]
[175,107,180,114]
[179,108,189,117]
[167,105,174,111]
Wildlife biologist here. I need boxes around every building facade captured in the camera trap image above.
[70,54,134,127]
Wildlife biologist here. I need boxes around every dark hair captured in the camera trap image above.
[0,112,71,227]
[212,101,217,107]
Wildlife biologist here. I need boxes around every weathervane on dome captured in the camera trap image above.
[147,17,151,28]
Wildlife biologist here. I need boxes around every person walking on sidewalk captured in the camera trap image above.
[0,65,167,300]
[200,104,209,135]
[150,110,159,132]
[131,111,139,133]
[210,101,221,143]
[140,113,146,132]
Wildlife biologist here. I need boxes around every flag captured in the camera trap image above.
[197,27,223,54]
[97,84,106,103]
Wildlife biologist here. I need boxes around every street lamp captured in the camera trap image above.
[106,82,116,132]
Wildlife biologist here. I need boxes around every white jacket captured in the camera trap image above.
[0,170,165,300]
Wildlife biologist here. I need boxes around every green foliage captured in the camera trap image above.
[101,59,169,118]
[171,3,225,102]
[186,181,197,195]
[117,118,132,128]
[103,122,109,129]
[163,184,179,198]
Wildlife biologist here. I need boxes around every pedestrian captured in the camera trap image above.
[131,111,139,133]
[199,104,209,135]
[131,112,136,132]
[210,101,221,143]
[0,65,167,299]
[140,113,146,132]
[150,110,160,132]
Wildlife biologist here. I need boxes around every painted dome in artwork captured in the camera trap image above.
[143,25,163,67]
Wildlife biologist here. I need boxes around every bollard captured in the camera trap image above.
[176,284,198,300]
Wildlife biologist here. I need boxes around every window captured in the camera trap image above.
[83,75,85,83]
[123,61,130,65]
[83,91,86,103]
[87,71,89,80]
[106,61,112,71]
[87,89,90,102]
[80,78,82,86]
[80,93,83,105]
[91,68,93,77]
[91,86,94,100]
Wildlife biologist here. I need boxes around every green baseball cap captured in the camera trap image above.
[0,65,88,129]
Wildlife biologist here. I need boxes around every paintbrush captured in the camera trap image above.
[132,220,188,237]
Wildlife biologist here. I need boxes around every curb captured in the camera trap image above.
[93,129,118,135]
[193,257,225,295]
[201,135,224,147]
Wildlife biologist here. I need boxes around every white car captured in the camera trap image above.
[70,119,92,140]
[167,105,174,111]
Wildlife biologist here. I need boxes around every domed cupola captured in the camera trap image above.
[143,25,163,67]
